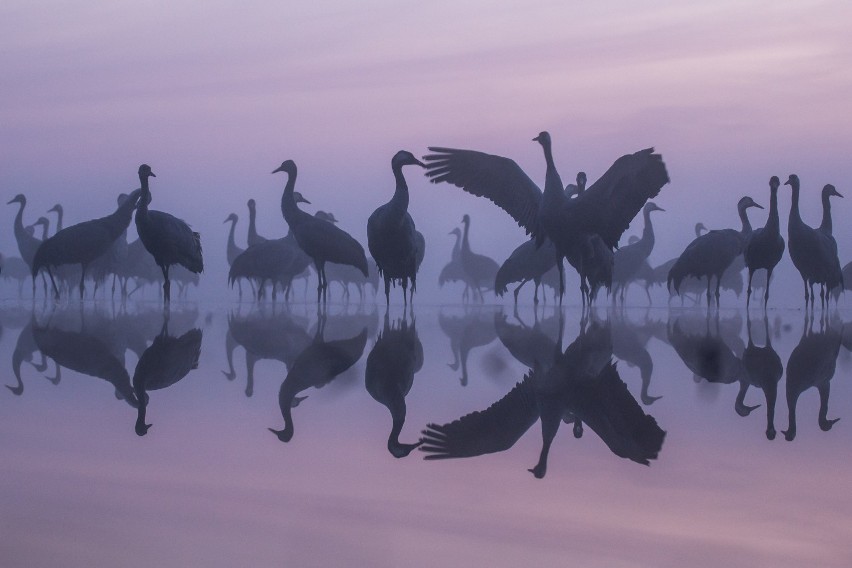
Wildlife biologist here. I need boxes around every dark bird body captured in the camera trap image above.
[368,151,427,306]
[459,214,499,301]
[365,314,424,457]
[33,190,141,299]
[786,175,843,307]
[132,317,202,435]
[668,197,761,304]
[495,237,558,305]
[744,177,785,308]
[272,160,368,303]
[612,202,664,303]
[134,165,203,304]
[424,132,669,305]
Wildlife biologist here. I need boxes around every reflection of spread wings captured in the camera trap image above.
[420,373,539,459]
[571,362,665,465]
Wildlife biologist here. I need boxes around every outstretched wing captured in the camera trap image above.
[573,148,669,249]
[423,147,543,235]
[420,373,539,459]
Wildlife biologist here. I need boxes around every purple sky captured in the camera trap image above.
[2,1,852,303]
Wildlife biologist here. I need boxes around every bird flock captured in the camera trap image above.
[3,132,848,310]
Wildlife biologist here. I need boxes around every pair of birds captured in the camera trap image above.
[31,165,203,304]
[667,174,841,308]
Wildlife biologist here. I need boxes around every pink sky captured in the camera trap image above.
[2,1,852,304]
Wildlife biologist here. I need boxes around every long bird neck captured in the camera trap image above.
[789,182,802,227]
[388,163,410,219]
[766,186,780,233]
[819,190,833,234]
[280,167,308,228]
[540,140,565,203]
[12,201,26,240]
[738,204,753,235]
[54,208,63,233]
[248,206,261,242]
[640,208,656,247]
[38,222,49,241]
[451,232,461,261]
[226,218,238,252]
[388,402,418,458]
[138,175,152,215]
[104,194,141,240]
[461,220,471,254]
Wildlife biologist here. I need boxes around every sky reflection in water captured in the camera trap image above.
[2,300,852,567]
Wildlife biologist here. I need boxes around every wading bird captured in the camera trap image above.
[424,132,669,305]
[744,176,785,308]
[668,196,762,305]
[272,160,368,304]
[135,164,203,305]
[368,150,427,306]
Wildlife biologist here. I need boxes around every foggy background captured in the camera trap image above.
[2,1,851,306]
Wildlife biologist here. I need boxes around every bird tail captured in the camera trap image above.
[494,264,510,296]
[667,261,684,295]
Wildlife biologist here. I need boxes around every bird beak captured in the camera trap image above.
[271,165,285,174]
[833,188,844,198]
[532,135,541,142]
[753,202,764,209]
[6,197,18,205]
[150,172,156,177]
[655,206,666,212]
[414,158,427,168]
[784,177,792,186]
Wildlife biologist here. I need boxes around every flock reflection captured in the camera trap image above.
[2,302,851,478]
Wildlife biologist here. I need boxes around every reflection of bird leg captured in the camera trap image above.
[244,352,258,397]
[735,381,760,417]
[817,382,840,432]
[530,397,561,479]
[222,330,237,381]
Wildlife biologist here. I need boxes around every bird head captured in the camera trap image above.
[247,198,256,210]
[135,420,152,436]
[461,214,470,225]
[645,201,665,214]
[138,164,155,178]
[223,213,238,224]
[695,222,708,236]
[738,196,763,211]
[784,174,799,188]
[47,204,62,215]
[823,184,843,199]
[34,216,49,227]
[576,171,587,190]
[294,191,310,205]
[448,228,461,237]
[628,235,640,244]
[7,194,25,206]
[268,426,294,443]
[532,131,551,146]
[392,150,426,169]
[272,160,296,175]
[117,192,130,205]
[769,176,780,189]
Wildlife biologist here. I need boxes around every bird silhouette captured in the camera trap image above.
[224,213,253,300]
[816,183,844,304]
[611,309,662,405]
[424,132,669,305]
[438,227,470,301]
[438,308,498,386]
[33,190,141,299]
[134,164,203,305]
[32,312,138,408]
[368,150,427,306]
[227,308,312,397]
[612,202,664,303]
[365,312,424,457]
[783,314,842,441]
[459,214,499,302]
[269,317,367,442]
[8,194,49,295]
[786,175,843,308]
[272,160,368,304]
[495,237,559,305]
[740,314,783,439]
[744,177,786,308]
[8,320,50,395]
[668,196,762,305]
[132,314,202,435]
[667,311,744,384]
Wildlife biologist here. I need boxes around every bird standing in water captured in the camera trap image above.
[134,164,203,305]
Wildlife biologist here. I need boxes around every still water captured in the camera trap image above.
[1,300,851,567]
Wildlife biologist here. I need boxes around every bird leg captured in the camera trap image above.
[746,269,754,309]
[79,265,87,300]
[556,256,565,305]
[513,279,527,305]
[161,265,171,304]
[45,268,61,301]
[402,278,409,307]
